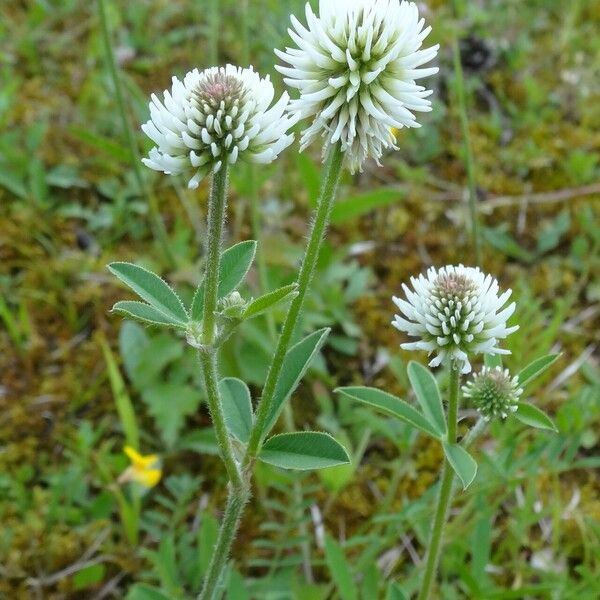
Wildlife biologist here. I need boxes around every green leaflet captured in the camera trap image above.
[514,402,558,432]
[407,362,447,437]
[191,240,257,320]
[517,354,560,388]
[259,432,350,471]
[242,284,298,319]
[262,328,330,437]
[324,535,357,600]
[112,301,186,328]
[443,441,478,489]
[219,377,253,443]
[108,262,188,323]
[336,386,441,439]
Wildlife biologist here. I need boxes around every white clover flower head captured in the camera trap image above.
[142,65,297,188]
[462,366,523,421]
[392,265,519,374]
[276,0,439,172]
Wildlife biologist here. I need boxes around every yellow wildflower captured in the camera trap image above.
[119,446,162,489]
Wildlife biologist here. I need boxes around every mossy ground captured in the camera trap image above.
[1,0,599,598]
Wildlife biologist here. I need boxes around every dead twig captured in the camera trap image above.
[26,556,113,588]
[547,344,597,392]
[25,528,113,589]
[480,183,600,211]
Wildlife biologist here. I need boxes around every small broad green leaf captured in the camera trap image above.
[483,226,535,263]
[191,240,257,320]
[112,301,186,328]
[242,284,298,320]
[176,428,218,455]
[318,462,355,493]
[263,328,330,437]
[0,166,28,199]
[331,188,404,224]
[471,511,492,581]
[226,570,249,600]
[514,402,557,432]
[100,337,139,449]
[29,157,48,203]
[386,583,408,600]
[197,510,219,582]
[443,441,478,489]
[517,354,560,388]
[219,378,253,443]
[484,354,503,369]
[324,535,357,600]
[73,563,106,590]
[407,362,447,437]
[217,240,257,297]
[125,585,172,600]
[70,126,131,162]
[361,563,379,600]
[153,536,180,595]
[142,384,202,448]
[108,262,188,323]
[190,291,204,322]
[336,386,441,439]
[259,432,350,470]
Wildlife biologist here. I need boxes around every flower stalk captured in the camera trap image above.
[202,167,228,346]
[417,363,461,600]
[128,3,443,596]
[244,141,345,462]
[195,166,249,599]
[198,484,250,600]
[198,142,345,597]
[198,165,242,488]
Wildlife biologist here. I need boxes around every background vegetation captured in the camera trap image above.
[1,0,599,598]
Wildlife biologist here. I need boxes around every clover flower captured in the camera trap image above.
[142,65,297,188]
[463,366,523,420]
[276,0,439,171]
[119,446,162,489]
[392,265,519,374]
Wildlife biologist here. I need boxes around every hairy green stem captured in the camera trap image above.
[199,350,241,488]
[203,167,228,345]
[418,365,461,600]
[198,143,344,597]
[452,38,481,265]
[198,483,250,600]
[462,416,486,449]
[244,142,345,462]
[97,0,174,267]
[197,166,245,598]
[199,165,240,485]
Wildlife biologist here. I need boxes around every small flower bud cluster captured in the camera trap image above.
[220,291,247,319]
[462,366,523,420]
